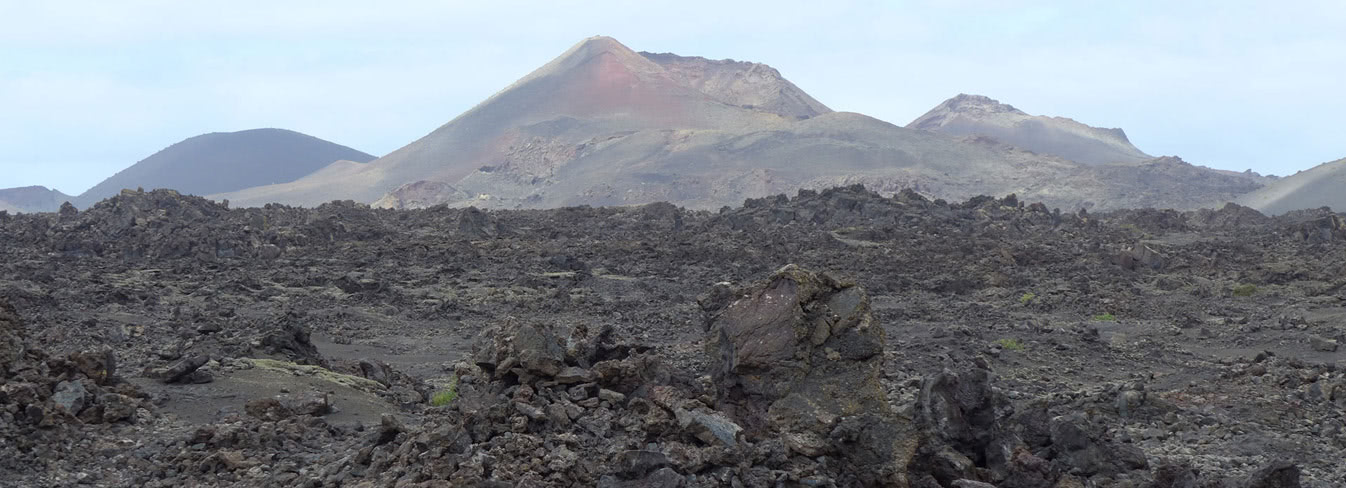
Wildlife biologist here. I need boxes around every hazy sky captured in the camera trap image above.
[2,1,1343,194]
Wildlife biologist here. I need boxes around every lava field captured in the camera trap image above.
[1,186,1344,487]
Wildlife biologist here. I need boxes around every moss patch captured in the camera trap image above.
[247,358,385,393]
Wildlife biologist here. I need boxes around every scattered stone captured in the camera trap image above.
[157,355,209,384]
[619,450,670,477]
[1309,336,1338,353]
[259,314,324,365]
[514,401,547,421]
[99,393,138,423]
[472,321,566,378]
[244,398,294,421]
[681,409,741,448]
[68,349,117,385]
[52,380,90,415]
[598,388,626,404]
[555,366,595,384]
[951,480,997,488]
[358,359,393,387]
[292,392,333,416]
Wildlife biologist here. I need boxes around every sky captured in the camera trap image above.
[2,1,1343,195]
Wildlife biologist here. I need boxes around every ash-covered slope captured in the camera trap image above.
[1238,157,1346,215]
[224,36,1078,210]
[908,94,1151,165]
[74,128,374,208]
[221,36,796,207]
[0,186,71,213]
[1027,156,1266,211]
[639,51,832,119]
[220,37,1259,213]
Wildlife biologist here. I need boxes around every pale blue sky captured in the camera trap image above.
[2,1,1343,194]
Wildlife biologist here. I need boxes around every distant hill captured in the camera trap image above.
[0,186,72,213]
[218,36,1264,212]
[908,94,1151,165]
[73,129,374,208]
[1237,158,1346,215]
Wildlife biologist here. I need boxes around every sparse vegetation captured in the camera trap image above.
[248,358,385,393]
[1232,284,1258,297]
[996,338,1025,351]
[1093,312,1116,322]
[430,376,459,406]
[1019,292,1036,305]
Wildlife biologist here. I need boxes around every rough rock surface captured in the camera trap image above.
[707,265,917,484]
[0,186,1342,486]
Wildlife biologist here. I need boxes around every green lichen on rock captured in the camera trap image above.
[247,358,385,393]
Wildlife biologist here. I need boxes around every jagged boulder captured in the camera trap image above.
[914,364,1151,487]
[1287,213,1345,243]
[458,206,505,239]
[258,311,325,366]
[472,320,568,379]
[706,264,918,486]
[1118,242,1166,271]
[918,368,1008,460]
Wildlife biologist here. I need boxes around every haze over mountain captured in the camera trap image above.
[908,94,1151,165]
[216,36,1268,212]
[0,186,70,213]
[73,129,374,208]
[1237,157,1346,215]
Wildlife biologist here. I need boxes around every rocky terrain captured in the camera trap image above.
[1,186,1342,487]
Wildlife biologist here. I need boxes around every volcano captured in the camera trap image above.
[215,37,1264,212]
[73,128,374,208]
[908,94,1151,165]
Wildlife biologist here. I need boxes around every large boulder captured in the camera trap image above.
[258,311,325,366]
[458,206,505,239]
[472,321,568,379]
[706,264,918,486]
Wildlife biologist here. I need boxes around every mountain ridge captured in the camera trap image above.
[0,185,72,213]
[215,36,1268,213]
[908,94,1150,165]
